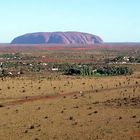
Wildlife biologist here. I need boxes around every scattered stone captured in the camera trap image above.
[88,107,92,110]
[61,110,64,113]
[22,90,26,93]
[69,116,73,120]
[94,111,98,114]
[88,113,92,116]
[0,104,4,108]
[24,130,28,133]
[37,107,41,110]
[73,106,79,109]
[29,125,34,129]
[132,115,136,118]
[72,122,78,125]
[119,117,122,120]
[92,101,99,104]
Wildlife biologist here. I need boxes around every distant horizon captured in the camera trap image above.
[1,30,140,44]
[0,0,140,42]
[2,30,140,44]
[1,42,140,44]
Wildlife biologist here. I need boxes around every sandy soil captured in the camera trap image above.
[0,73,140,140]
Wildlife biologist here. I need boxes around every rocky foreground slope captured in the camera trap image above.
[11,32,103,44]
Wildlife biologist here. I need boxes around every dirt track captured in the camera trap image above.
[1,84,139,107]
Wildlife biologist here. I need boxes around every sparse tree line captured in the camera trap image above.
[0,60,133,77]
[65,65,133,76]
[96,66,133,75]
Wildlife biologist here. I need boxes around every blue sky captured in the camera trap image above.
[0,0,140,42]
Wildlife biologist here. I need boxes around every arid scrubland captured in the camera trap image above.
[0,72,140,140]
[0,45,140,140]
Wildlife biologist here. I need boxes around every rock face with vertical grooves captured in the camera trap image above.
[11,32,103,44]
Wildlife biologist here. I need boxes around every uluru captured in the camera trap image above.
[11,32,103,44]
